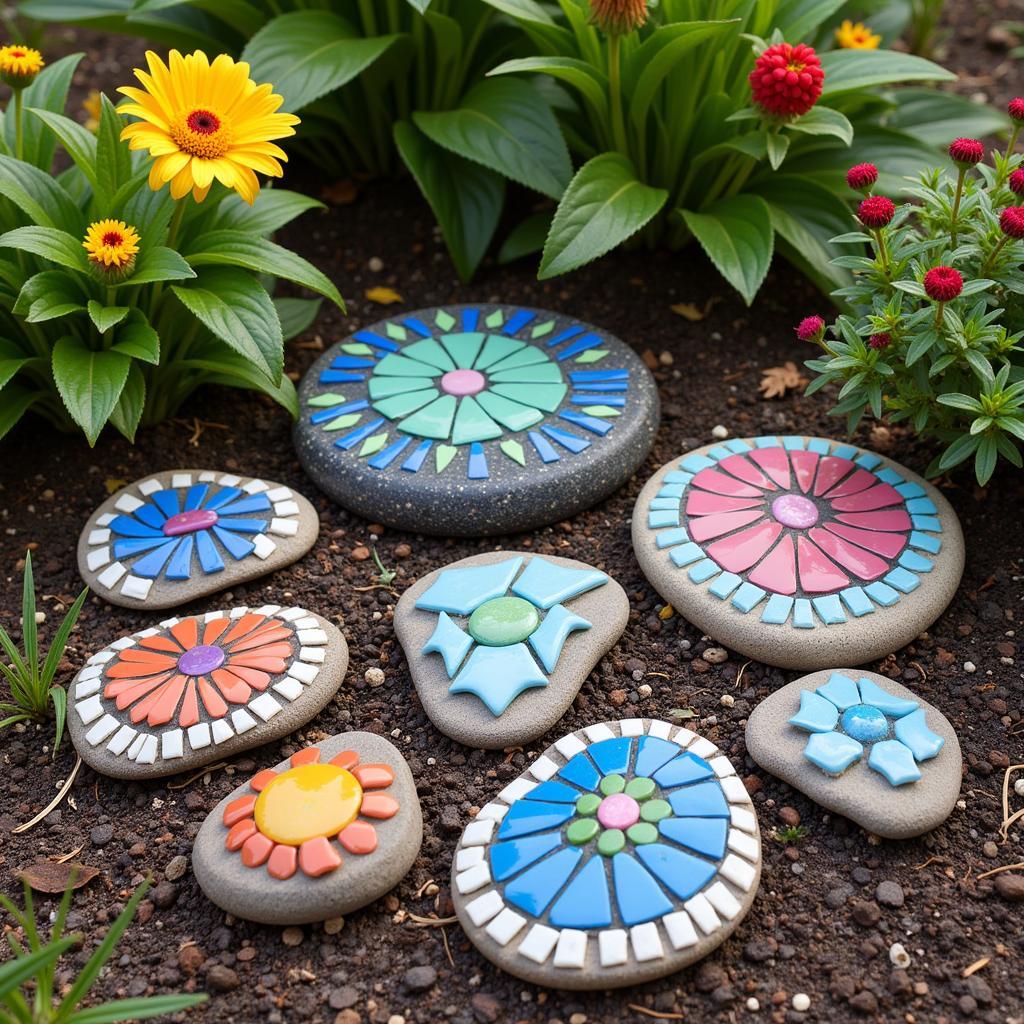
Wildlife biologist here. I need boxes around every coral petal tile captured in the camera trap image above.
[146,674,186,726]
[225,818,257,851]
[105,661,170,680]
[748,534,797,595]
[797,536,850,593]
[834,510,912,532]
[241,832,274,867]
[229,627,294,652]
[128,678,176,723]
[706,521,783,573]
[813,456,855,496]
[224,794,258,827]
[687,509,765,543]
[338,821,378,855]
[359,793,400,819]
[299,836,343,877]
[139,635,182,654]
[290,748,322,767]
[789,450,819,493]
[222,613,267,645]
[690,468,763,498]
[116,648,178,666]
[202,618,231,645]
[267,843,298,880]
[748,448,791,488]
[330,751,360,770]
[232,641,293,659]
[829,482,902,512]
[809,528,891,580]
[822,522,907,558]
[351,764,395,789]
[250,768,279,793]
[198,677,229,718]
[211,669,251,704]
[178,679,200,727]
[227,655,287,673]
[106,672,173,704]
[685,491,764,516]
[222,665,271,691]
[718,453,777,491]
[823,467,876,498]
[170,618,199,650]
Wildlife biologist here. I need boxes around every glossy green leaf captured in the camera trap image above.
[14,271,87,322]
[498,210,552,264]
[0,227,88,273]
[477,0,556,25]
[540,154,668,279]
[26,107,99,192]
[111,316,161,364]
[487,57,608,119]
[87,300,129,334]
[51,335,131,444]
[886,88,1010,148]
[0,156,82,230]
[776,0,847,40]
[95,93,133,206]
[784,106,854,145]
[275,297,321,341]
[108,361,146,443]
[115,246,195,287]
[2,54,81,169]
[819,49,955,98]
[211,189,324,237]
[180,352,299,417]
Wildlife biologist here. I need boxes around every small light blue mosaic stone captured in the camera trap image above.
[636,843,718,901]
[649,509,681,528]
[653,752,714,788]
[761,594,794,624]
[789,690,840,733]
[490,831,563,881]
[732,582,767,613]
[857,678,918,717]
[422,611,472,677]
[724,439,752,452]
[706,446,733,461]
[656,528,689,549]
[669,543,703,567]
[883,567,919,593]
[755,436,781,448]
[899,550,933,573]
[510,559,607,609]
[864,581,900,606]
[807,438,831,454]
[839,587,874,617]
[909,531,941,554]
[663,471,693,485]
[812,595,846,625]
[650,498,681,511]
[504,847,582,915]
[416,556,523,615]
[657,484,686,498]
[449,642,547,716]
[867,740,921,785]
[893,709,945,761]
[496,800,576,840]
[527,603,591,673]
[667,781,730,818]
[841,704,889,743]
[708,572,742,599]
[782,436,806,450]
[612,853,675,925]
[803,731,863,775]
[816,672,861,710]
[792,599,815,629]
[634,736,680,778]
[548,854,612,928]
[680,454,716,473]
[906,497,937,515]
[912,515,941,532]
[855,452,882,469]
[657,817,729,860]
[688,559,720,583]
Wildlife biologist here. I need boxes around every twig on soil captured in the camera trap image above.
[167,762,230,790]
[909,660,927,684]
[502,747,522,764]
[352,584,397,595]
[406,913,458,927]
[14,756,81,833]
[56,845,84,863]
[913,855,948,871]
[440,925,455,968]
[963,957,990,977]
[999,763,1024,839]
[172,417,230,446]
[646,672,669,679]
[733,660,751,689]
[627,1005,684,1020]
[976,862,1024,880]
[414,878,436,899]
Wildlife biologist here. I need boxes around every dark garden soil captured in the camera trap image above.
[1,16,1024,1024]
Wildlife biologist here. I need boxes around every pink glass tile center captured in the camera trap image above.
[162,508,219,536]
[597,793,640,830]
[177,644,226,676]
[440,369,486,397]
[771,493,819,529]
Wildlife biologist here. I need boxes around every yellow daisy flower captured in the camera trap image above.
[0,44,44,85]
[83,220,141,273]
[117,49,300,205]
[835,19,881,49]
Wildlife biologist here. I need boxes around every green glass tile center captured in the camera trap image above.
[566,818,599,845]
[597,828,625,857]
[467,597,539,647]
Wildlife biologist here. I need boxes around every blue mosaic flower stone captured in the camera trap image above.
[293,305,659,535]
[451,720,762,989]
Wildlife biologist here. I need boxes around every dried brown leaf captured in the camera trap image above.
[18,860,99,893]
[365,286,403,306]
[670,296,721,322]
[759,361,808,399]
[322,180,358,205]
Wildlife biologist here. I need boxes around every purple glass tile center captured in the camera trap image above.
[177,644,225,676]
[440,369,486,397]
[771,494,819,529]
[162,508,219,536]
[597,793,640,830]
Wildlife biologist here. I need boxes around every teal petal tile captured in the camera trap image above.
[803,731,863,775]
[449,642,547,716]
[857,678,918,718]
[528,603,591,672]
[789,690,840,733]
[422,611,472,677]
[416,556,523,614]
[511,558,607,609]
[893,708,944,761]
[867,739,922,786]
[815,672,860,710]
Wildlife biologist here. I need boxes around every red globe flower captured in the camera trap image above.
[749,42,824,118]
[846,163,878,192]
[1009,168,1024,196]
[795,315,826,341]
[923,266,963,302]
[1000,206,1024,239]
[868,332,891,350]
[948,137,984,166]
[1009,98,1024,123]
[857,195,895,229]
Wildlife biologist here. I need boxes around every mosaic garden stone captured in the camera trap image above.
[77,469,319,609]
[632,436,964,669]
[451,719,761,989]
[394,552,629,749]
[193,732,422,925]
[68,606,347,780]
[746,670,961,838]
[293,305,659,535]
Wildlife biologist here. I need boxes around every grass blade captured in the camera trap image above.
[40,587,88,688]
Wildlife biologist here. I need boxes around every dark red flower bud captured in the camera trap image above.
[1009,98,1024,123]
[923,266,964,302]
[1010,168,1024,196]
[857,195,895,228]
[868,332,891,350]
[795,315,826,341]
[948,137,984,166]
[1000,206,1024,239]
[846,163,878,191]
[749,42,824,118]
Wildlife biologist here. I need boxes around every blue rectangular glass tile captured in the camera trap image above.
[559,410,613,436]
[724,439,752,453]
[761,594,794,624]
[334,418,386,451]
[839,586,874,617]
[688,559,720,583]
[331,355,376,370]
[792,598,815,628]
[183,483,208,512]
[680,454,715,473]
[754,436,781,448]
[195,530,224,573]
[165,535,193,580]
[663,471,693,485]
[568,369,629,382]
[402,439,433,472]
[204,486,242,511]
[528,430,560,463]
[812,594,846,624]
[807,438,831,454]
[568,381,628,392]
[899,550,933,573]
[113,536,169,558]
[131,539,179,578]
[864,581,899,606]
[215,517,269,534]
[212,525,254,560]
[546,325,585,348]
[909,531,941,554]
[133,504,166,529]
[462,308,479,331]
[655,528,689,549]
[707,446,732,461]
[906,497,937,515]
[571,393,625,407]
[649,498,680,511]
[855,452,883,469]
[782,436,806,450]
[541,425,590,453]
[732,582,766,613]
[669,543,703,567]
[369,435,412,470]
[152,488,179,518]
[403,317,433,337]
[708,572,742,599]
[911,515,941,532]
[657,484,685,498]
[502,309,535,335]
[649,509,680,528]
[556,334,603,360]
[832,444,857,459]
[467,442,488,479]
[310,399,369,424]
[876,467,904,484]
[319,370,366,384]
[883,567,920,593]
[354,330,399,352]
[896,482,925,499]
[215,495,272,516]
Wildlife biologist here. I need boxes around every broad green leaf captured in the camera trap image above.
[414,78,571,200]
[171,267,283,384]
[95,93,133,207]
[51,335,131,444]
[111,316,161,364]
[14,270,87,321]
[477,0,555,24]
[26,107,99,192]
[275,297,321,341]
[765,132,790,170]
[0,226,88,273]
[394,120,504,283]
[819,49,955,98]
[0,352,30,391]
[2,54,82,168]
[488,57,608,119]
[180,351,299,416]
[116,245,195,287]
[0,155,82,230]
[776,0,847,40]
[886,89,1009,148]
[499,210,552,264]
[540,153,668,279]
[681,195,775,305]
[241,11,403,112]
[183,230,344,308]
[785,106,854,145]
[122,178,176,243]
[108,361,146,443]
[87,300,129,334]
[211,189,324,237]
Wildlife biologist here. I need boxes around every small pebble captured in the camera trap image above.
[368,257,384,272]
[720,694,735,708]
[282,927,304,946]
[746,997,759,1011]
[703,647,728,664]
[1015,779,1024,797]
[164,855,188,881]
[792,993,810,1012]
[364,667,386,687]
[964,661,976,673]
[711,424,729,439]
[889,942,911,968]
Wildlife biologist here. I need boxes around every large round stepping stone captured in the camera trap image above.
[632,435,964,669]
[451,719,761,989]
[77,469,319,609]
[67,606,347,779]
[394,552,629,749]
[746,670,961,838]
[193,732,422,924]
[293,304,659,535]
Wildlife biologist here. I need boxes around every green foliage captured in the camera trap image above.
[0,56,343,445]
[776,824,809,843]
[0,877,207,1024]
[0,551,88,756]
[806,137,1024,487]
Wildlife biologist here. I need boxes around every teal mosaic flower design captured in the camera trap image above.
[789,672,945,786]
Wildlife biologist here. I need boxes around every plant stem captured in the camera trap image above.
[13,87,24,160]
[934,301,946,330]
[981,234,1009,275]
[166,200,186,251]
[872,228,891,277]
[950,166,966,250]
[607,34,628,157]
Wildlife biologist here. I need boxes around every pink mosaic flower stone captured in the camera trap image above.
[440,369,486,397]
[596,793,641,830]
[162,508,219,536]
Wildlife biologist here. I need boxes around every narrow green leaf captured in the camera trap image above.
[95,93,133,206]
[2,54,82,168]
[0,937,75,1000]
[70,995,209,1024]
[51,335,131,444]
[498,210,552,264]
[211,189,324,237]
[0,227,88,274]
[819,49,955,97]
[26,108,99,192]
[108,362,147,443]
